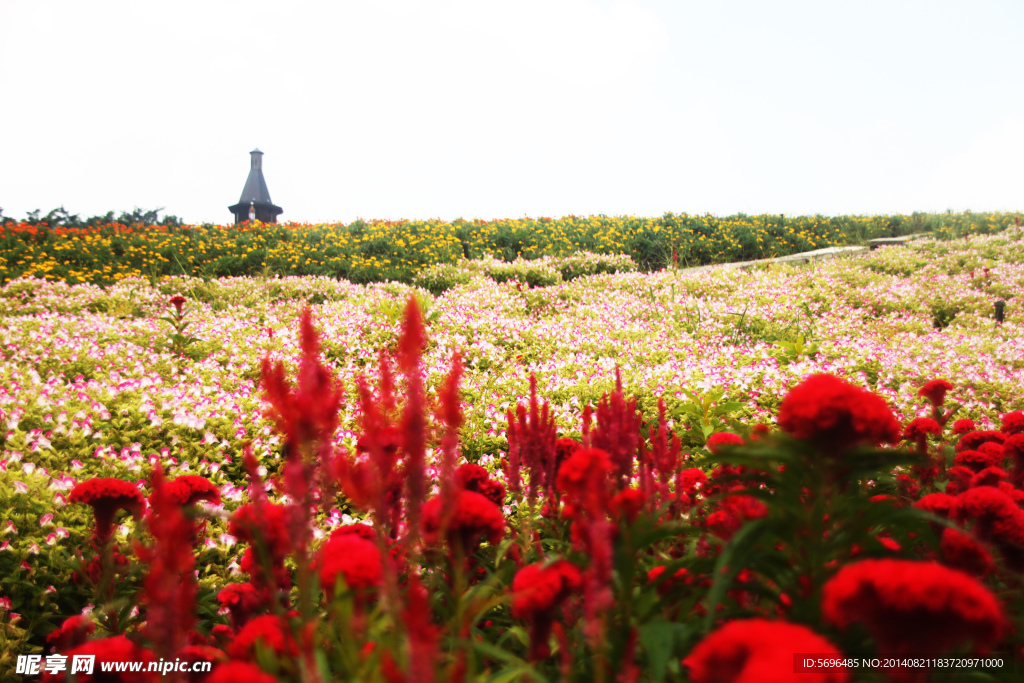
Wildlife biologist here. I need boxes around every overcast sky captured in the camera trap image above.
[2,0,1022,225]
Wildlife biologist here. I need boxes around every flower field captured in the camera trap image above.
[1,211,1018,287]
[2,226,1024,681]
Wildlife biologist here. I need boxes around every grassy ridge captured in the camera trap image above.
[0,210,1019,287]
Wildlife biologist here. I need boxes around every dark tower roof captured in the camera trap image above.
[238,148,274,205]
[229,148,282,223]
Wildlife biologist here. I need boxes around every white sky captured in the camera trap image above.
[2,0,1022,225]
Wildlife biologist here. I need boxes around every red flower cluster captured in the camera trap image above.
[556,447,613,516]
[206,662,278,683]
[226,614,299,661]
[512,559,583,618]
[953,486,1024,567]
[705,431,744,454]
[903,417,941,454]
[953,419,976,435]
[1004,433,1024,486]
[46,615,95,652]
[260,307,344,451]
[512,559,583,660]
[229,502,295,563]
[168,294,187,314]
[609,487,647,524]
[505,374,560,505]
[318,532,384,604]
[954,449,1003,473]
[42,636,157,682]
[1001,410,1024,436]
[957,430,1005,453]
[455,463,506,507]
[216,583,263,629]
[135,465,198,658]
[941,527,994,576]
[166,475,220,507]
[707,494,768,541]
[677,467,708,498]
[69,478,145,543]
[684,619,849,683]
[918,379,953,407]
[421,489,505,555]
[822,559,1005,655]
[777,373,901,450]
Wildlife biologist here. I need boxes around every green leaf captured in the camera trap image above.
[639,620,677,683]
[702,518,769,632]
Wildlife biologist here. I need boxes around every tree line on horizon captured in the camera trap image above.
[0,205,183,228]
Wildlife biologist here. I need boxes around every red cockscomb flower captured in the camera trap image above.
[555,437,582,464]
[318,533,383,603]
[169,295,187,315]
[239,547,292,593]
[957,430,1005,453]
[226,614,298,661]
[167,475,221,507]
[918,379,954,407]
[706,432,744,454]
[41,635,157,682]
[610,487,646,524]
[512,559,583,661]
[945,466,978,496]
[777,374,901,450]
[941,528,994,577]
[998,481,1024,508]
[896,473,920,499]
[455,463,489,490]
[707,495,768,541]
[216,582,264,629]
[330,523,376,542]
[421,489,506,553]
[903,417,941,438]
[512,559,583,619]
[676,468,708,498]
[556,447,614,517]
[229,502,294,562]
[205,661,278,683]
[69,478,145,543]
[46,614,95,652]
[260,307,344,450]
[953,487,1024,547]
[556,447,612,497]
[1001,410,1024,436]
[455,463,506,507]
[1004,434,1024,486]
[952,419,976,435]
[971,467,1007,489]
[136,464,197,659]
[683,619,849,683]
[821,559,1005,656]
[954,450,1002,474]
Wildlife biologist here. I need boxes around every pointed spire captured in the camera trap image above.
[228,148,283,223]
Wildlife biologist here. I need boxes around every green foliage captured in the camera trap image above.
[2,211,1019,287]
[1,205,183,228]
